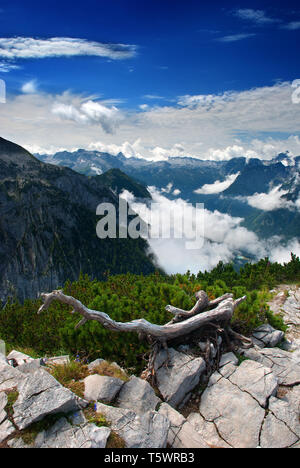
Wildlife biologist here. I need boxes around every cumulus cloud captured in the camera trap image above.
[0,37,136,60]
[52,99,123,134]
[120,187,299,274]
[2,82,300,161]
[194,173,240,194]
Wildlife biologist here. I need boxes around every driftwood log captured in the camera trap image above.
[38,289,251,380]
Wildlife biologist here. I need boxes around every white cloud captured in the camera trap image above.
[234,9,280,25]
[194,172,240,194]
[217,33,256,43]
[143,94,165,100]
[0,62,20,73]
[21,80,38,94]
[281,21,300,30]
[0,37,136,60]
[2,82,300,162]
[241,185,299,212]
[52,99,123,134]
[120,186,299,274]
[88,138,144,158]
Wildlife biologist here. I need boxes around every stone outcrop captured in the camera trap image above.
[83,374,124,403]
[13,368,87,430]
[97,402,169,448]
[116,376,161,413]
[154,348,206,408]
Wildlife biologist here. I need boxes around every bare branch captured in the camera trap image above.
[38,289,247,343]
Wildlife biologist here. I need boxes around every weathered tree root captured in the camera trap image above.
[38,289,251,381]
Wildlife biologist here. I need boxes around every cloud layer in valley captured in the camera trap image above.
[120,187,300,275]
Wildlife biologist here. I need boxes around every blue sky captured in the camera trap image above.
[0,1,300,159]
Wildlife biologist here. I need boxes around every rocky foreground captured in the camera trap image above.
[0,286,299,449]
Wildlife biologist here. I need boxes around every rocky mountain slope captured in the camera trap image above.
[0,284,299,448]
[0,137,156,303]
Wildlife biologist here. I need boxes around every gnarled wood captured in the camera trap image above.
[38,289,246,343]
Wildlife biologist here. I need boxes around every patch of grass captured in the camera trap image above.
[90,361,129,382]
[4,389,19,419]
[49,360,90,387]
[106,431,126,448]
[236,353,250,366]
[84,404,109,428]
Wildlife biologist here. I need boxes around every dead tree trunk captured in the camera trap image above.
[38,289,247,343]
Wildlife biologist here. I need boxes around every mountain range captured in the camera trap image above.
[0,137,157,303]
[37,148,300,239]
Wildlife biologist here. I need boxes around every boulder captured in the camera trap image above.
[83,374,124,403]
[200,376,265,448]
[228,360,278,407]
[34,417,111,448]
[13,369,87,430]
[159,403,209,448]
[116,376,161,413]
[97,402,169,448]
[252,324,284,348]
[154,348,206,407]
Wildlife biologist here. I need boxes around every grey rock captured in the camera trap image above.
[0,392,8,424]
[154,348,206,407]
[87,358,105,370]
[200,377,265,448]
[97,402,169,449]
[240,346,300,386]
[268,396,300,438]
[252,324,284,348]
[34,417,110,448]
[159,403,209,448]
[229,360,278,407]
[260,412,298,448]
[13,368,87,430]
[44,355,70,366]
[0,418,15,443]
[83,374,124,403]
[116,376,161,413]
[69,410,87,426]
[18,360,41,374]
[187,412,230,448]
[219,352,238,367]
[0,363,23,391]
